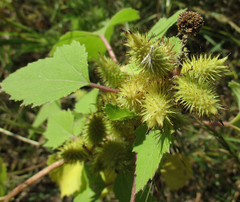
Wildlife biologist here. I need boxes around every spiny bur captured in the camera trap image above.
[95,55,126,88]
[93,141,129,171]
[182,54,228,82]
[174,73,222,118]
[84,113,108,146]
[124,30,178,78]
[141,80,176,129]
[59,138,89,164]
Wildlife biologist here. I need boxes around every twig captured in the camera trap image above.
[1,160,65,202]
[130,153,137,202]
[99,34,118,63]
[88,83,120,93]
[0,128,40,146]
[7,161,46,175]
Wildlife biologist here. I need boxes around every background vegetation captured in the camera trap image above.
[0,0,240,201]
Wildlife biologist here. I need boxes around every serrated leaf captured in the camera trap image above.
[1,41,89,107]
[149,8,187,38]
[161,153,193,190]
[50,8,139,60]
[104,103,138,120]
[133,125,171,193]
[44,110,74,148]
[113,172,133,202]
[74,187,94,202]
[75,88,99,114]
[0,157,7,196]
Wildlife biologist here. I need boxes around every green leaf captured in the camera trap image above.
[84,163,106,200]
[135,185,155,202]
[75,88,99,114]
[133,125,171,193]
[32,100,61,128]
[44,110,74,148]
[73,115,86,136]
[229,80,240,111]
[50,8,139,60]
[168,37,183,54]
[0,157,7,196]
[160,153,193,190]
[1,41,89,107]
[149,8,187,37]
[74,187,94,202]
[96,8,139,41]
[113,172,133,202]
[50,31,106,60]
[104,103,138,120]
[48,155,84,198]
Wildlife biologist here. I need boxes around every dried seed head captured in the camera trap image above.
[177,11,204,37]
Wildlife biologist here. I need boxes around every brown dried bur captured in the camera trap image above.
[177,11,204,38]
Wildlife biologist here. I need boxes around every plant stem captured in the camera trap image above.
[130,153,137,202]
[88,83,120,93]
[99,34,118,63]
[0,128,40,146]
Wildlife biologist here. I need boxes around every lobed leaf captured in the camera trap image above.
[1,41,89,107]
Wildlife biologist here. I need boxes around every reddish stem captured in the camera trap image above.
[99,34,118,63]
[88,83,120,93]
[130,153,137,202]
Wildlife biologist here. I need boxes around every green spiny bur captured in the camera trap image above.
[174,74,221,117]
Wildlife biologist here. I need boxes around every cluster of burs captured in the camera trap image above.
[59,11,228,171]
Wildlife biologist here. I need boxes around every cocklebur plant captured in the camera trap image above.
[1,9,230,202]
